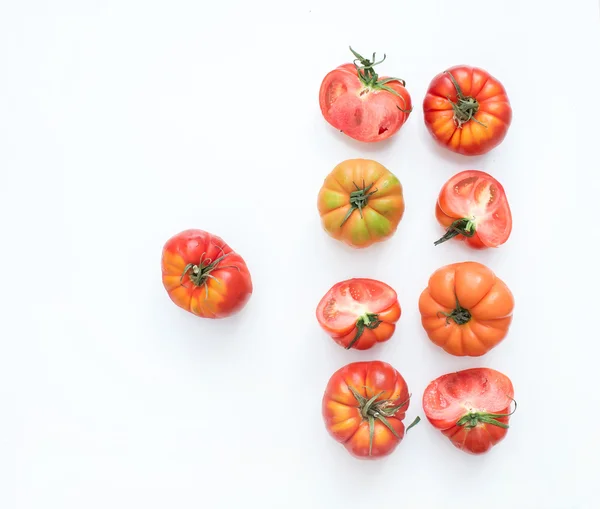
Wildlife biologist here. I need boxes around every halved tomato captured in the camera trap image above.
[422,368,516,454]
[316,278,400,350]
[434,170,512,249]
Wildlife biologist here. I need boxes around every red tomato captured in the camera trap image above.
[434,170,512,249]
[423,65,512,155]
[319,47,412,142]
[422,368,516,455]
[161,229,252,318]
[322,361,419,459]
[316,278,401,350]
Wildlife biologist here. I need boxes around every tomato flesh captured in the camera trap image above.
[317,278,397,336]
[437,170,512,248]
[319,60,412,143]
[423,368,515,454]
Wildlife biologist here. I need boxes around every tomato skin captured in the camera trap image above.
[319,50,412,142]
[423,65,512,155]
[317,159,405,249]
[161,229,252,318]
[435,170,512,249]
[423,368,515,454]
[316,278,401,350]
[418,262,514,356]
[322,361,411,459]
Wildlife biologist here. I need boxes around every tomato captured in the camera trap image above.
[322,361,419,459]
[418,262,514,356]
[161,229,252,318]
[423,65,512,155]
[319,47,412,143]
[423,368,516,454]
[317,159,405,248]
[434,170,512,249]
[316,279,401,350]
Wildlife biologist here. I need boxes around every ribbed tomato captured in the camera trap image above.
[319,47,412,142]
[161,229,252,318]
[317,159,405,248]
[423,368,516,454]
[434,170,512,249]
[316,278,401,350]
[322,361,419,459]
[418,262,514,356]
[423,65,512,155]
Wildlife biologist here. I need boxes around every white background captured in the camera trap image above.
[1,1,599,508]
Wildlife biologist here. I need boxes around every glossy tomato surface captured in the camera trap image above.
[161,229,252,318]
[319,48,412,142]
[316,278,401,350]
[423,65,512,155]
[423,368,515,454]
[322,361,415,459]
[419,262,514,356]
[435,170,512,249]
[318,159,405,248]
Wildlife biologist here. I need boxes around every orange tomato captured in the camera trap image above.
[322,361,418,459]
[317,159,405,248]
[418,262,514,356]
[161,229,252,318]
[423,65,512,155]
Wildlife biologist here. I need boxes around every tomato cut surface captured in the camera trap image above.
[436,170,512,248]
[316,279,401,350]
[319,49,412,143]
[317,279,397,334]
[422,368,515,454]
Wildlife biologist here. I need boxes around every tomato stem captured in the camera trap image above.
[444,70,487,128]
[456,399,517,429]
[347,385,411,456]
[345,312,381,349]
[437,294,472,326]
[340,180,379,227]
[349,47,412,113]
[180,249,239,297]
[434,217,476,246]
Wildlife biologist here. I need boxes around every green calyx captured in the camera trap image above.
[347,386,420,456]
[340,180,378,227]
[456,400,518,429]
[345,312,381,349]
[444,70,487,128]
[349,47,412,113]
[438,294,472,326]
[434,217,476,246]
[180,251,238,296]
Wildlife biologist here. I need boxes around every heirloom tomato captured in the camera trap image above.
[316,278,400,350]
[318,159,405,248]
[423,65,512,155]
[419,262,514,356]
[423,368,516,454]
[319,47,412,142]
[322,361,419,459]
[161,229,252,318]
[435,170,512,249]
